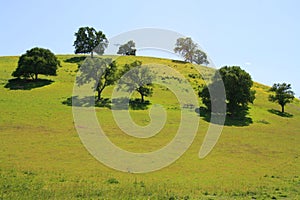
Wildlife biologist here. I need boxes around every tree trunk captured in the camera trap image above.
[97,90,101,102]
[281,105,285,113]
[97,86,105,102]
[91,51,94,58]
[141,93,144,103]
[35,73,38,80]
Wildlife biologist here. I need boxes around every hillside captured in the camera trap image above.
[0,55,300,199]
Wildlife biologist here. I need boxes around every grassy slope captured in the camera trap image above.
[0,55,299,199]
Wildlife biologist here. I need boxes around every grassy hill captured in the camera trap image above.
[0,55,300,199]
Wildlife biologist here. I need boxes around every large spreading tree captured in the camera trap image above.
[174,37,209,65]
[118,61,154,103]
[73,27,108,57]
[269,83,294,113]
[117,40,136,55]
[199,66,256,116]
[12,47,60,80]
[76,57,118,101]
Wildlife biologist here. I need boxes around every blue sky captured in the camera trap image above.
[1,0,299,96]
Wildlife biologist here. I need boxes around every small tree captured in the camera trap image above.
[199,66,255,116]
[76,57,118,101]
[73,27,108,57]
[117,40,136,55]
[12,47,59,80]
[269,83,294,113]
[174,37,209,65]
[118,61,154,103]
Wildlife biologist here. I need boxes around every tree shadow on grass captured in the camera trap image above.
[62,96,111,109]
[268,109,293,118]
[172,59,188,64]
[196,106,253,127]
[129,98,150,110]
[4,78,53,90]
[64,56,86,64]
[62,96,150,110]
[111,97,150,110]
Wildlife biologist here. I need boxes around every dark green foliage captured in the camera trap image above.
[174,37,209,65]
[76,57,118,101]
[117,40,136,55]
[199,66,255,117]
[198,79,226,114]
[12,47,59,80]
[118,61,154,103]
[73,27,108,57]
[219,66,255,115]
[269,83,294,113]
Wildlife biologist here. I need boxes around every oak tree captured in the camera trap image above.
[269,83,294,113]
[174,37,209,65]
[12,47,59,80]
[73,27,108,57]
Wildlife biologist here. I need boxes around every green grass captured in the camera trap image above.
[0,55,300,199]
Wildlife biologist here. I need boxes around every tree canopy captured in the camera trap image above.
[73,27,108,57]
[76,57,118,101]
[174,37,209,65]
[199,66,255,116]
[12,47,60,80]
[118,61,154,103]
[269,83,294,113]
[117,40,136,55]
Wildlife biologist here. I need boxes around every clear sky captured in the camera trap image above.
[1,0,299,97]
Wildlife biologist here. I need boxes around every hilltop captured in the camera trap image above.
[0,55,299,199]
